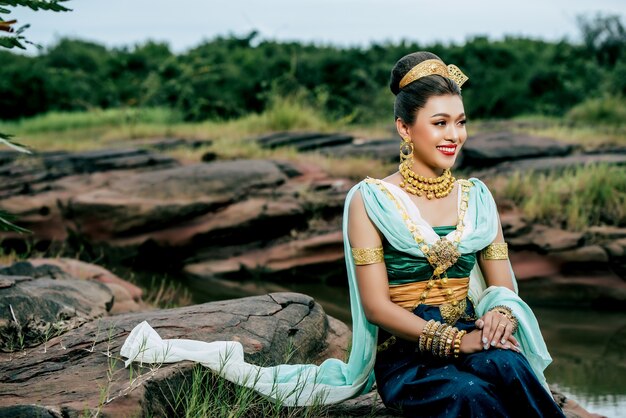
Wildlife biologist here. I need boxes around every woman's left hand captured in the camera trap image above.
[475,310,519,351]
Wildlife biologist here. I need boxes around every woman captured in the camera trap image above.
[346,51,565,417]
[122,52,587,416]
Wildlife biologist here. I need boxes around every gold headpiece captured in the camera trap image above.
[399,59,469,90]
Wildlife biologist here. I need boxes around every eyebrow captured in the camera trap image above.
[430,113,466,118]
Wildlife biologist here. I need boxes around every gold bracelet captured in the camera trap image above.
[481,242,508,260]
[454,330,467,358]
[351,247,384,265]
[490,305,519,334]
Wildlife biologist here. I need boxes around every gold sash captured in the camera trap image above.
[388,277,471,325]
[389,277,469,309]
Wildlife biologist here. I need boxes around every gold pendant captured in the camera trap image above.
[439,298,467,325]
[429,238,461,274]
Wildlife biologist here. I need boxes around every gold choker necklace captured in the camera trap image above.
[399,161,456,199]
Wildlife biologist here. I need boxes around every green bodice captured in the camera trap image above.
[384,225,477,285]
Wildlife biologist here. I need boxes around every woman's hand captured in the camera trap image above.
[460,329,520,354]
[475,310,520,351]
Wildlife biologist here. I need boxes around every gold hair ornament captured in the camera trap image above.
[399,59,469,90]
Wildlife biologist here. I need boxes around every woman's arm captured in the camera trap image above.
[476,214,520,349]
[348,190,427,342]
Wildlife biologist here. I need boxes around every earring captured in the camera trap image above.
[400,137,413,164]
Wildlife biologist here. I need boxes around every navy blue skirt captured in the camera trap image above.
[374,299,565,418]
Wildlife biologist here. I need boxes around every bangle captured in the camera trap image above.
[454,330,467,358]
[419,320,436,352]
[490,305,519,334]
[445,329,457,358]
[351,247,384,265]
[481,242,508,260]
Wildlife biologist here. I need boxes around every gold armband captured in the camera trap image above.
[351,247,384,265]
[481,242,508,260]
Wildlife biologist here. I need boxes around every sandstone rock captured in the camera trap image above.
[509,225,584,252]
[256,132,354,151]
[587,226,626,240]
[184,231,344,283]
[475,153,626,177]
[0,293,344,417]
[0,262,114,351]
[318,138,399,163]
[461,131,573,168]
[29,258,142,301]
[552,245,609,264]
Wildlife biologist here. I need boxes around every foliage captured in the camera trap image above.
[566,95,626,126]
[0,13,624,124]
[0,0,71,49]
[500,164,626,231]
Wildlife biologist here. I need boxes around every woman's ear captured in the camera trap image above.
[395,118,410,139]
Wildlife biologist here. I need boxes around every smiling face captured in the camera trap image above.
[396,94,467,177]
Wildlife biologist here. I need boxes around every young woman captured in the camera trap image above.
[123,51,598,417]
[346,51,565,417]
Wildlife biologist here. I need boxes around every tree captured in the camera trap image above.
[0,0,71,232]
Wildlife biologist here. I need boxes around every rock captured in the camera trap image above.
[586,226,626,240]
[66,160,288,238]
[0,262,114,351]
[509,225,585,252]
[184,231,344,283]
[500,212,530,238]
[0,292,346,417]
[28,258,142,302]
[318,138,399,163]
[256,132,354,151]
[475,153,626,177]
[552,245,609,264]
[461,131,573,168]
[0,148,179,199]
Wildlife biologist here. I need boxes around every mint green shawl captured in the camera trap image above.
[120,177,552,406]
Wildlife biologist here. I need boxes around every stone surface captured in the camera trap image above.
[552,245,610,264]
[0,262,114,351]
[256,132,354,151]
[509,225,585,252]
[0,292,343,417]
[461,131,574,168]
[475,153,626,177]
[185,231,345,283]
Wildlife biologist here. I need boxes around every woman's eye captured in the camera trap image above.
[434,121,446,126]
[458,119,467,126]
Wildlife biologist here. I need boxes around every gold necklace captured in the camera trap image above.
[398,160,456,199]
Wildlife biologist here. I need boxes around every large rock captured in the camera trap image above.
[509,225,585,252]
[185,231,345,283]
[475,153,626,176]
[0,292,347,417]
[256,132,354,151]
[460,131,573,168]
[0,262,114,351]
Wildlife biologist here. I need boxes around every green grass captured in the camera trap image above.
[496,164,626,231]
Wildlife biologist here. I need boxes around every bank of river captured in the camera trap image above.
[158,274,626,417]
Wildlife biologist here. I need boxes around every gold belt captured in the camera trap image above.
[378,277,473,352]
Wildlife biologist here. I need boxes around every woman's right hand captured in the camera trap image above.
[459,329,520,354]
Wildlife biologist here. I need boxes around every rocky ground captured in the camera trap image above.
[0,130,625,415]
[1,131,625,308]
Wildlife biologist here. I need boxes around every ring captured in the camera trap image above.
[497,323,506,328]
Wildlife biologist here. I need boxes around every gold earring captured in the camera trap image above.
[400,137,413,164]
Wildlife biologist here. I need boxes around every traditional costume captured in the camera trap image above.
[121,177,564,416]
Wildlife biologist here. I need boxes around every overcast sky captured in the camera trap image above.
[8,0,626,53]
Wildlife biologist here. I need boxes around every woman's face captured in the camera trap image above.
[396,94,467,176]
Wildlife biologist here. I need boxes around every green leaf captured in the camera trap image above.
[0,132,32,153]
[0,210,31,234]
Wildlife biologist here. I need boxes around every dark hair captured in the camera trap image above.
[390,51,462,124]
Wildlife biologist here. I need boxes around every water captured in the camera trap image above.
[184,276,626,417]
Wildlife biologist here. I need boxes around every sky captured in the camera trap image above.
[7,0,626,53]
